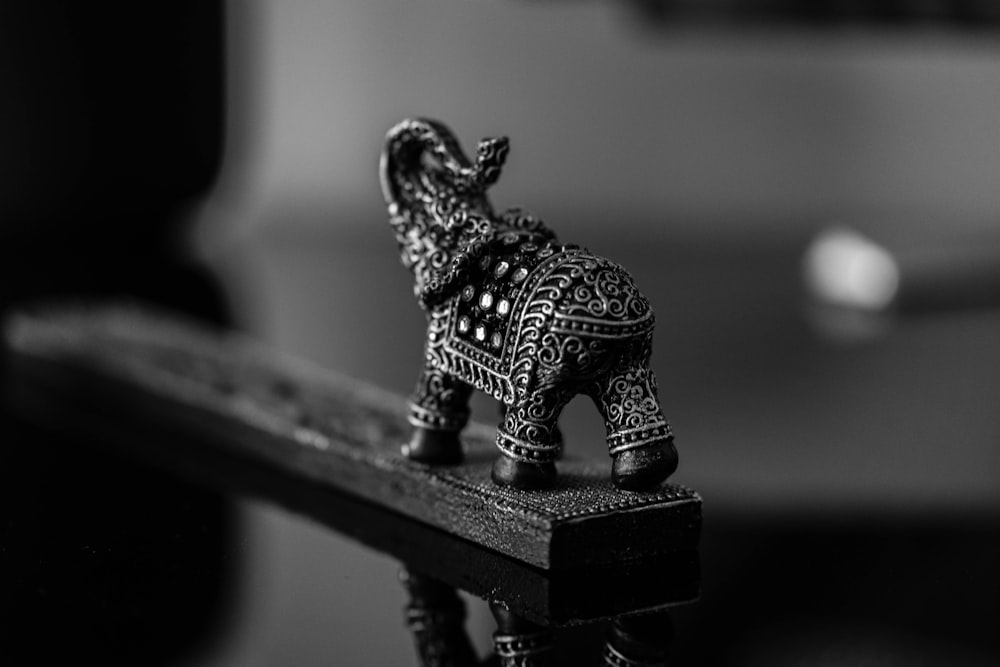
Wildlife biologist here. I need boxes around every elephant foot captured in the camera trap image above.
[612,439,678,492]
[491,454,556,490]
[402,428,464,465]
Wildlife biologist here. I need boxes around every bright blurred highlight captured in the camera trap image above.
[804,227,900,311]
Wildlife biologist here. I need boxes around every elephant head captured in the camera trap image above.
[380,118,511,308]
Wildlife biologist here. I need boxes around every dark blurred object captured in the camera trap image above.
[402,570,482,666]
[804,226,1000,342]
[0,0,228,322]
[0,265,238,664]
[489,602,555,666]
[0,404,237,665]
[0,3,237,664]
[0,263,237,666]
[670,512,1000,664]
[0,1,223,251]
[631,0,1000,27]
[401,570,676,666]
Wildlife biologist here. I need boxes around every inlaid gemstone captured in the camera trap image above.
[494,261,510,278]
[511,267,528,283]
[474,324,487,341]
[491,331,503,348]
[479,291,494,310]
[461,285,475,301]
[458,316,471,333]
[496,299,510,316]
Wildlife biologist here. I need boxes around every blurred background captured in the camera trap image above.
[212,0,1000,510]
[3,0,1000,664]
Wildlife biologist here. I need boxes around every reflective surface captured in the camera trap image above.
[228,233,1000,664]
[3,407,1000,665]
[3,237,1000,665]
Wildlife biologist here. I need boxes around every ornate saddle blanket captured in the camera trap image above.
[428,233,654,404]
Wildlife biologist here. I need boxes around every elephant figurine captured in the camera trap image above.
[380,118,677,491]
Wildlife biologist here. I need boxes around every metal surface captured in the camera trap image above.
[381,118,677,490]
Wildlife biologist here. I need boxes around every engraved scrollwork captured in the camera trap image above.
[408,366,471,433]
[499,207,556,242]
[382,118,677,490]
[561,263,648,321]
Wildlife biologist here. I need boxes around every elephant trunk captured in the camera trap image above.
[380,118,508,232]
[380,119,510,303]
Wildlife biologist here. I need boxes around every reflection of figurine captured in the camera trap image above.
[401,569,479,667]
[401,569,553,667]
[490,603,553,667]
[381,118,678,490]
[603,613,672,667]
[400,568,674,667]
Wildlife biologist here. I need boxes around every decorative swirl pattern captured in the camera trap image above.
[382,119,675,487]
[560,264,648,320]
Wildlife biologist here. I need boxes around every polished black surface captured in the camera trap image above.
[0,258,239,666]
[2,223,998,664]
[2,238,999,664]
[4,424,1000,664]
[0,410,238,665]
[3,371,1000,664]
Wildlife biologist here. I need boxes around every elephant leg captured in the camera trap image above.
[492,385,573,489]
[498,403,563,460]
[591,338,677,491]
[405,367,472,464]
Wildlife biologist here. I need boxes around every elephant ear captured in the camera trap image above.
[418,215,495,310]
[382,119,511,309]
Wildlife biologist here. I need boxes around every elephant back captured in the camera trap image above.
[449,240,653,354]
[440,238,653,403]
[542,253,653,329]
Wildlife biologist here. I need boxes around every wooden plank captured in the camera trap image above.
[3,305,701,570]
[3,379,699,626]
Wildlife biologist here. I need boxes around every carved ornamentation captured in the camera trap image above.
[381,118,678,490]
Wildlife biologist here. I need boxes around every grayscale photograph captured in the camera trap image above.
[2,1,999,664]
